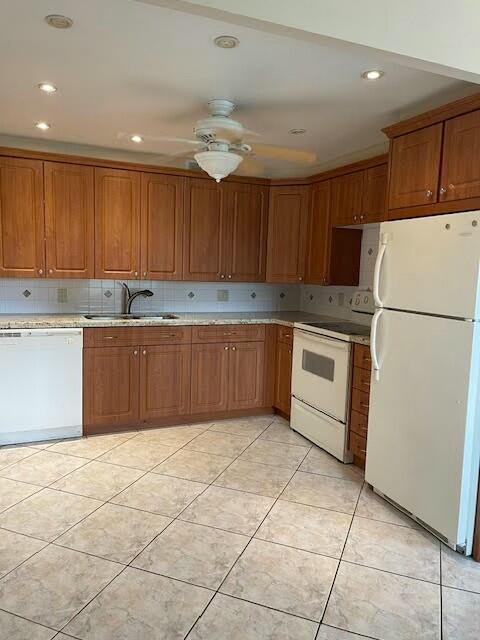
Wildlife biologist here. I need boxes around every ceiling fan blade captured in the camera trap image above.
[117,132,202,146]
[251,144,317,164]
[235,156,265,177]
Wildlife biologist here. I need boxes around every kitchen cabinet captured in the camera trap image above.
[190,342,230,413]
[331,171,364,226]
[141,173,184,280]
[362,164,387,223]
[140,344,191,421]
[273,325,293,417]
[0,157,44,278]
[44,162,94,278]
[266,185,309,282]
[83,346,140,431]
[440,110,480,202]
[388,124,443,210]
[306,181,330,285]
[228,341,265,410]
[94,167,141,279]
[348,343,371,468]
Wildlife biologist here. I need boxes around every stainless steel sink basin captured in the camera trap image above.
[84,313,178,320]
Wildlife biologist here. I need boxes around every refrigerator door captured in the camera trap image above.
[375,211,480,319]
[366,309,480,551]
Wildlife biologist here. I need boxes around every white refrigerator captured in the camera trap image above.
[366,210,480,555]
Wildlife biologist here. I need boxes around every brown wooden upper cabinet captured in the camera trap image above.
[44,162,94,278]
[331,171,364,226]
[141,173,184,280]
[95,167,141,279]
[388,124,443,210]
[266,185,309,282]
[306,181,330,285]
[0,157,45,278]
[440,110,480,202]
[362,164,388,223]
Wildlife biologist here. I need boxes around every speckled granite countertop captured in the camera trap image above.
[0,311,370,344]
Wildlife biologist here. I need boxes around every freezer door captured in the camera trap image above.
[376,211,480,319]
[366,309,480,550]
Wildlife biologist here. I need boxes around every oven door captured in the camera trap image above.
[292,329,351,422]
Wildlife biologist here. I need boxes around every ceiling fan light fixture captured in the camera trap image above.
[214,35,239,49]
[194,150,242,182]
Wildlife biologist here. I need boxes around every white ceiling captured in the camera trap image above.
[0,0,477,177]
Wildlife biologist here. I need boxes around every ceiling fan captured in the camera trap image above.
[120,99,317,181]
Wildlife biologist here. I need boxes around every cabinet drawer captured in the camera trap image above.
[84,326,191,347]
[350,431,367,462]
[351,387,370,417]
[352,366,371,393]
[192,324,265,343]
[277,325,293,347]
[350,409,368,438]
[353,344,372,371]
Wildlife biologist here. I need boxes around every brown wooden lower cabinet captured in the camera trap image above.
[229,342,265,410]
[190,342,230,414]
[348,343,371,468]
[274,327,293,417]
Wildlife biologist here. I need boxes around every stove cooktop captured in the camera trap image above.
[294,319,371,340]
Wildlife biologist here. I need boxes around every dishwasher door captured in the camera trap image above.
[0,328,83,445]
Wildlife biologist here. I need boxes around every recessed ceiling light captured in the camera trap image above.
[45,14,73,29]
[214,35,239,49]
[35,121,50,130]
[130,134,143,143]
[38,82,57,94]
[289,128,306,135]
[362,69,384,81]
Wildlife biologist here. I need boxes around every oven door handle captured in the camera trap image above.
[294,330,349,351]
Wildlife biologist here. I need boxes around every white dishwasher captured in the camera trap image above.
[0,328,83,445]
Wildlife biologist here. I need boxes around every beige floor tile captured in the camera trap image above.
[0,477,41,512]
[221,538,338,621]
[281,471,361,514]
[48,432,136,460]
[133,520,248,589]
[56,503,171,563]
[0,609,56,640]
[189,593,317,640]
[256,499,351,558]
[139,425,207,447]
[209,416,273,439]
[316,625,366,639]
[97,438,178,471]
[355,484,418,528]
[0,446,39,471]
[214,459,294,498]
[442,586,480,640]
[0,488,101,542]
[299,448,364,482]
[111,473,207,517]
[0,451,86,486]
[441,545,480,593]
[0,528,47,578]
[0,545,122,630]
[64,567,212,640]
[260,422,310,447]
[185,430,252,457]
[180,485,274,535]
[239,439,310,470]
[152,449,233,483]
[324,562,440,640]
[343,516,440,582]
[52,461,143,501]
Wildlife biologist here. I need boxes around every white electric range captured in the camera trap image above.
[290,291,373,462]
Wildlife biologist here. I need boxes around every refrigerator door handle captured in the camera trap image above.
[370,308,384,381]
[373,233,390,307]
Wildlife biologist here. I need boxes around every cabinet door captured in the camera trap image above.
[183,178,227,281]
[331,171,364,226]
[274,340,293,416]
[140,344,191,421]
[266,186,309,283]
[228,341,265,410]
[0,157,44,277]
[190,343,229,413]
[44,162,94,278]
[388,124,443,210]
[362,164,387,223]
[224,183,268,282]
[141,173,184,280]
[95,168,141,279]
[83,346,140,432]
[306,181,330,284]
[440,110,480,202]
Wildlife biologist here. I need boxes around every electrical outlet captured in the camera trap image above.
[57,288,68,303]
[217,289,229,302]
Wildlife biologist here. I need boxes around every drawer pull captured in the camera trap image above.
[362,381,370,387]
[104,336,116,340]
[360,402,369,409]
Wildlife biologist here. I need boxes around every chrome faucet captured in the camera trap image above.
[119,282,154,315]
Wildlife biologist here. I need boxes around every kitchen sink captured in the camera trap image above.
[84,313,178,320]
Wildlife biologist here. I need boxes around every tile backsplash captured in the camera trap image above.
[0,279,301,315]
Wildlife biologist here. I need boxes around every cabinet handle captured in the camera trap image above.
[133,350,138,356]
[439,187,447,196]
[227,274,232,279]
[353,215,358,222]
[104,336,116,340]
[360,402,369,408]
[142,350,147,356]
[231,346,236,351]
[143,271,148,277]
[134,271,139,277]
[449,183,455,190]
[48,268,54,274]
[362,381,370,387]
[360,215,365,221]
[426,190,433,198]
[220,274,225,279]
[288,349,292,354]
[224,346,229,350]
[38,268,44,275]
[298,276,303,281]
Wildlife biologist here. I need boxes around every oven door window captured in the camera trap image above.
[302,349,335,382]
